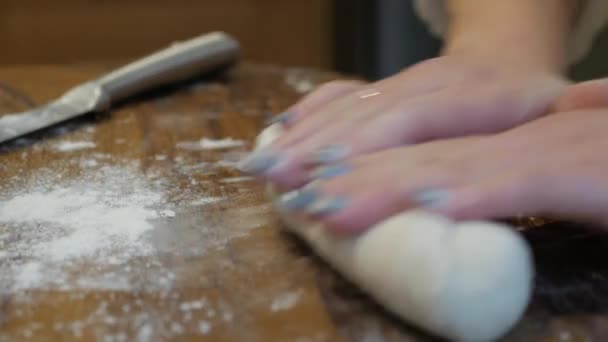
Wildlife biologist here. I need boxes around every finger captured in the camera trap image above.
[428,171,608,223]
[261,84,453,188]
[256,61,455,182]
[312,74,564,165]
[256,96,394,189]
[277,147,472,233]
[554,79,608,112]
[272,62,453,150]
[300,84,517,163]
[278,80,366,127]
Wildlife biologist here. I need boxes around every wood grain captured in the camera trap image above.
[0,62,607,341]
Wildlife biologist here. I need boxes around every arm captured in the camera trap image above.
[444,0,579,73]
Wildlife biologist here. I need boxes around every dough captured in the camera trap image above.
[257,124,534,342]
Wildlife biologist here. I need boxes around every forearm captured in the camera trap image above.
[443,0,581,73]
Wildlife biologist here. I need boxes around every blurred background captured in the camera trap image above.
[1,0,606,80]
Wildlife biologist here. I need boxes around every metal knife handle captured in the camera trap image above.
[96,31,239,103]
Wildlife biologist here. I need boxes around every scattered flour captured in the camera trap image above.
[0,136,277,339]
[219,176,254,184]
[180,300,206,311]
[177,162,212,173]
[170,322,184,334]
[0,159,271,294]
[189,197,223,206]
[54,141,97,152]
[222,311,233,322]
[159,209,176,218]
[176,137,245,151]
[136,323,154,342]
[80,159,99,168]
[285,69,316,94]
[0,165,164,292]
[214,160,240,168]
[198,321,212,335]
[270,291,302,312]
[14,262,43,289]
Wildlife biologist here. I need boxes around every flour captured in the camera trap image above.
[0,131,277,339]
[198,321,211,334]
[214,159,241,168]
[0,156,271,294]
[0,164,164,292]
[80,159,99,168]
[170,322,184,334]
[270,291,302,312]
[176,137,245,150]
[219,176,254,183]
[159,209,176,218]
[54,141,97,152]
[180,300,206,311]
[0,166,160,261]
[14,262,43,289]
[189,197,223,206]
[136,324,154,342]
[285,68,316,94]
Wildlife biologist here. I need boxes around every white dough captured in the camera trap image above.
[257,124,534,341]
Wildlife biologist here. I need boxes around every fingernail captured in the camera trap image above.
[277,189,318,211]
[266,111,293,126]
[311,164,352,179]
[237,149,281,174]
[313,144,350,164]
[411,189,450,209]
[307,196,348,216]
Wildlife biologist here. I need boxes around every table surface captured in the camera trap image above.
[0,62,606,341]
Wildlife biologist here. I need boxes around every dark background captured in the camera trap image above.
[0,0,605,80]
[334,0,608,81]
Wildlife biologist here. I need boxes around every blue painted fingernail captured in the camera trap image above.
[311,164,352,179]
[307,196,348,216]
[313,144,350,164]
[411,189,450,208]
[237,150,281,174]
[266,111,293,126]
[277,189,318,211]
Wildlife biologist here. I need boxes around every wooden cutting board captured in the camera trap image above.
[0,61,606,341]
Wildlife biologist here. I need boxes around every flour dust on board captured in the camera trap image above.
[0,156,269,294]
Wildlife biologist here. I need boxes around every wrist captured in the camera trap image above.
[444,29,566,73]
[443,1,574,74]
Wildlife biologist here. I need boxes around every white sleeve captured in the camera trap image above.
[413,0,608,64]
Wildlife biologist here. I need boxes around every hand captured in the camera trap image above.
[241,55,567,189]
[555,78,608,111]
[275,108,608,233]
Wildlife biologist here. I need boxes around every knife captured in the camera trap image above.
[0,31,240,144]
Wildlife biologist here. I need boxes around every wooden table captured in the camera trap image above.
[0,62,607,341]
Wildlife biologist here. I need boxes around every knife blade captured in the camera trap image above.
[0,31,240,144]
